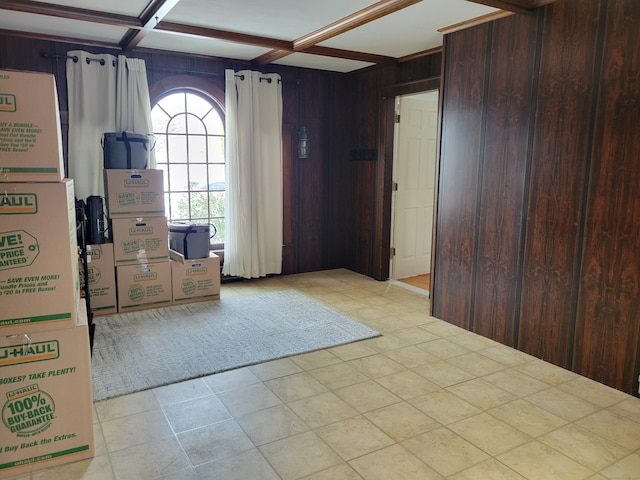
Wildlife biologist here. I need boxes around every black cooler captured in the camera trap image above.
[169,222,211,259]
[103,131,153,169]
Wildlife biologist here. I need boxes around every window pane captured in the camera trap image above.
[189,191,210,219]
[186,114,205,135]
[208,192,224,217]
[203,109,224,135]
[157,92,185,117]
[188,164,207,191]
[168,134,187,163]
[169,163,189,191]
[188,135,207,164]
[207,164,225,188]
[170,192,189,221]
[186,92,212,119]
[169,113,187,134]
[207,136,225,163]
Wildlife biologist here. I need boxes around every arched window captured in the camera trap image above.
[151,89,225,246]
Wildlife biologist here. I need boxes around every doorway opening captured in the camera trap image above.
[389,90,439,296]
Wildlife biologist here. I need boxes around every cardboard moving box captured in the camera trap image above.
[0,304,94,478]
[104,169,165,218]
[170,250,220,305]
[111,216,169,265]
[116,261,172,312]
[0,69,65,182]
[0,180,79,334]
[79,243,117,316]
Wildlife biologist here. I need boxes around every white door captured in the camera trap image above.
[390,92,438,279]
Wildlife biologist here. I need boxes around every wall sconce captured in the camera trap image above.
[298,126,310,158]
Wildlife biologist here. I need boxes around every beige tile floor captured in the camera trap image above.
[13,269,640,479]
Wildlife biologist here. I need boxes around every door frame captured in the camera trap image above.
[372,77,440,286]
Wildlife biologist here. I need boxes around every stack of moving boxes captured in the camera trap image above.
[104,169,172,312]
[104,171,221,309]
[0,70,93,477]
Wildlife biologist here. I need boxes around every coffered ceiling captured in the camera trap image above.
[0,0,552,72]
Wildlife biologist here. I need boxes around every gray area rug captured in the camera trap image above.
[91,290,380,401]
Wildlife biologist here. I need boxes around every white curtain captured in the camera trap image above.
[66,51,154,200]
[223,69,283,279]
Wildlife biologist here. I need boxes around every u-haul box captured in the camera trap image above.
[0,69,65,182]
[0,304,94,478]
[104,169,165,218]
[116,261,172,313]
[111,216,169,266]
[170,251,220,305]
[79,243,117,316]
[0,180,79,334]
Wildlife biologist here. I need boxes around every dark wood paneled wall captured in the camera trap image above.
[433,0,640,395]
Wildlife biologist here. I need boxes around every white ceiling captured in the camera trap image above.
[0,0,500,73]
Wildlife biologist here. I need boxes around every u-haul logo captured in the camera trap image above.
[134,272,157,281]
[0,341,59,367]
[0,194,37,214]
[187,267,207,275]
[125,179,149,187]
[130,227,153,235]
[0,94,16,112]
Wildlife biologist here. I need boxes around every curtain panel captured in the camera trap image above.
[66,51,153,200]
[223,69,283,279]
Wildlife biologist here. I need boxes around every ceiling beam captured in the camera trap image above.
[0,27,118,50]
[305,45,398,65]
[0,0,141,28]
[293,0,421,51]
[254,0,421,66]
[252,49,291,66]
[253,44,399,68]
[119,0,182,50]
[156,21,293,51]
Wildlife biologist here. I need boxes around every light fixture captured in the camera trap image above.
[298,126,310,158]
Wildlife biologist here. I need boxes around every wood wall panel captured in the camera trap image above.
[573,0,640,393]
[350,68,380,275]
[432,25,490,330]
[296,70,333,273]
[518,0,602,366]
[472,12,538,346]
[281,124,297,274]
[327,75,356,270]
[282,79,300,272]
[434,0,640,395]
